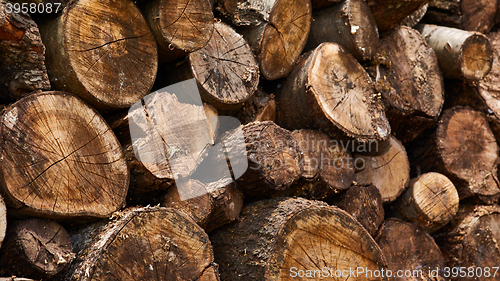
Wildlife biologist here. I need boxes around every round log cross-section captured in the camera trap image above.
[0,91,129,219]
[39,0,158,109]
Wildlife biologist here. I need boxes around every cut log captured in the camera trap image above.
[210,197,387,280]
[166,21,259,114]
[401,3,428,27]
[39,0,157,109]
[375,218,446,281]
[0,219,74,280]
[416,24,493,81]
[217,0,312,80]
[331,183,384,236]
[435,205,500,271]
[354,136,410,202]
[410,106,500,199]
[222,121,301,199]
[161,178,244,232]
[393,172,459,232]
[424,0,498,34]
[368,26,444,143]
[287,129,354,200]
[0,91,129,219]
[143,0,214,62]
[235,89,276,125]
[58,206,220,280]
[478,32,500,122]
[310,0,341,10]
[0,1,50,100]
[276,42,390,141]
[305,0,379,61]
[365,0,429,31]
[0,195,5,248]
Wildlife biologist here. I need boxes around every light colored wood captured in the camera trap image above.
[39,0,157,109]
[355,136,410,202]
[416,24,493,80]
[394,172,459,232]
[0,91,129,219]
[211,197,387,280]
[0,195,5,249]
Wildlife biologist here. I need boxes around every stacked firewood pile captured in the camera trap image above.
[1,0,500,279]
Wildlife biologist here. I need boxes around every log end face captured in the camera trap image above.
[460,33,493,81]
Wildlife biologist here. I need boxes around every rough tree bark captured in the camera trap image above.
[0,195,5,248]
[39,0,158,109]
[424,0,498,34]
[410,106,500,200]
[375,218,447,281]
[287,129,354,201]
[143,0,214,62]
[368,26,444,143]
[401,3,428,27]
[217,0,312,80]
[331,183,384,236]
[393,172,459,232]
[478,32,500,123]
[0,0,50,100]
[0,219,74,280]
[305,0,379,61]
[222,121,301,199]
[416,24,493,81]
[0,91,129,219]
[435,204,500,271]
[161,178,244,232]
[210,197,387,281]
[235,89,276,125]
[276,42,390,141]
[58,206,220,281]
[166,21,259,114]
[365,0,429,31]
[355,136,410,202]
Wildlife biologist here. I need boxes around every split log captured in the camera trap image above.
[166,21,259,114]
[368,26,444,143]
[0,1,50,100]
[424,0,498,34]
[222,121,301,199]
[276,42,390,141]
[435,204,500,271]
[161,178,244,232]
[410,106,500,199]
[210,197,387,280]
[0,195,5,248]
[287,129,354,200]
[58,206,220,281]
[143,0,214,62]
[354,136,410,202]
[305,0,379,61]
[393,172,459,232]
[0,91,129,219]
[310,0,340,10]
[365,0,429,31]
[331,183,384,236]
[375,218,446,281]
[235,89,276,124]
[39,0,157,109]
[0,219,74,280]
[217,0,312,80]
[401,3,428,27]
[416,24,493,81]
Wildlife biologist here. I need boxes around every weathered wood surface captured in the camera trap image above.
[0,1,50,100]
[39,0,158,109]
[365,0,429,31]
[211,197,387,280]
[0,91,129,219]
[58,206,220,280]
